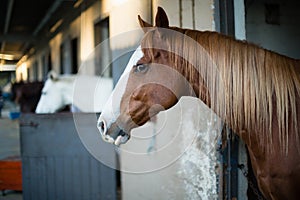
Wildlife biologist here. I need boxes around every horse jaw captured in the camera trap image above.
[97,46,144,145]
[35,80,57,113]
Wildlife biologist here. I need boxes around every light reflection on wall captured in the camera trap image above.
[80,8,94,66]
[112,0,128,7]
[16,62,28,82]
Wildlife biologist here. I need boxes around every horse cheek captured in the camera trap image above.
[152,84,178,110]
[128,99,150,126]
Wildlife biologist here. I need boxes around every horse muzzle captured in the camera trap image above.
[97,119,130,146]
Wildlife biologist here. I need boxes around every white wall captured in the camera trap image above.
[120,98,221,200]
[152,0,215,30]
[246,0,300,59]
[101,0,151,44]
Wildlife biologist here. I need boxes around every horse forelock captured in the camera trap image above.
[141,27,300,154]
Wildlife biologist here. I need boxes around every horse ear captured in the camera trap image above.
[138,15,152,33]
[155,7,169,28]
[48,70,59,81]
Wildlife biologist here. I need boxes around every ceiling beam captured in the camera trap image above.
[1,0,14,52]
[18,0,63,63]
[33,0,63,36]
[3,0,14,33]
[1,50,23,57]
[0,34,36,43]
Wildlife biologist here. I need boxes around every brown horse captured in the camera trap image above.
[12,81,44,113]
[98,7,300,199]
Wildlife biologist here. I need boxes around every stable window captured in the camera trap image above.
[94,17,112,77]
[71,38,78,74]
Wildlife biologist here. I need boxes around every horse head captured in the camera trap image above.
[47,70,59,81]
[35,71,73,113]
[98,7,202,145]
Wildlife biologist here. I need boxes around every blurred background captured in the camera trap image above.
[0,0,299,200]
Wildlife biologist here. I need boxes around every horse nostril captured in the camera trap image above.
[97,119,115,144]
[97,120,106,136]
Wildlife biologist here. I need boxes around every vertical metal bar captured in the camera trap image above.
[192,0,195,29]
[218,1,236,198]
[232,135,240,198]
[227,128,232,200]
[179,0,183,27]
[219,0,235,36]
[216,139,224,200]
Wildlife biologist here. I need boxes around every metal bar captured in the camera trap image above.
[226,128,232,200]
[232,135,239,198]
[219,0,235,36]
[179,0,183,27]
[192,0,195,29]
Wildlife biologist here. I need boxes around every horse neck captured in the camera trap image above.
[182,30,300,154]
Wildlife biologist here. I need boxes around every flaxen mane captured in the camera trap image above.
[141,27,300,153]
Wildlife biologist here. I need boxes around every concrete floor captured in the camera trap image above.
[0,191,22,200]
[0,100,22,200]
[0,118,20,160]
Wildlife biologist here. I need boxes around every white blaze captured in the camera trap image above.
[98,46,144,130]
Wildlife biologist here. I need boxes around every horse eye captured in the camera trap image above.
[42,92,47,95]
[135,64,149,73]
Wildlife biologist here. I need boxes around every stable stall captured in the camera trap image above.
[20,113,117,200]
